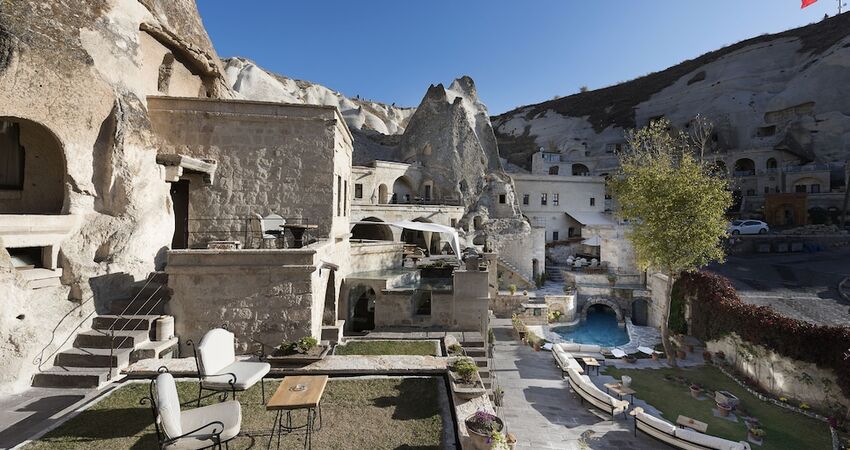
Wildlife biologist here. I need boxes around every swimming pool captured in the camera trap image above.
[551,305,629,347]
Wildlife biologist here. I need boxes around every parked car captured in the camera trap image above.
[728,220,769,235]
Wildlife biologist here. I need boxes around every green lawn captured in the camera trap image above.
[28,377,445,450]
[605,365,831,450]
[334,340,437,356]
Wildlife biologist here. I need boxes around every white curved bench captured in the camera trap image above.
[631,407,751,450]
[566,368,629,418]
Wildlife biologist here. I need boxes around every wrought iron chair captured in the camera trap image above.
[141,367,241,449]
[188,328,270,407]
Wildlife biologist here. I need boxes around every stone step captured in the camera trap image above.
[74,329,150,349]
[472,357,488,368]
[91,315,158,332]
[108,298,168,316]
[132,337,179,362]
[463,347,486,358]
[54,347,131,369]
[31,367,111,389]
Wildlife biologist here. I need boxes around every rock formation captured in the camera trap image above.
[0,0,230,394]
[493,13,850,171]
[224,57,415,136]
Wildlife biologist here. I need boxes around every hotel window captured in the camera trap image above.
[541,193,548,206]
[0,122,24,190]
[354,183,363,199]
[344,180,348,215]
[552,231,559,241]
[451,218,457,228]
[589,197,596,207]
[795,185,807,193]
[522,194,529,205]
[552,193,559,206]
[810,184,820,193]
[499,194,506,204]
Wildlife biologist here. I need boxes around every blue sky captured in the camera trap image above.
[198,1,836,114]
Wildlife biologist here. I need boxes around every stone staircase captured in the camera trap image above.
[32,273,178,389]
[453,332,495,401]
[545,265,565,283]
[495,256,535,289]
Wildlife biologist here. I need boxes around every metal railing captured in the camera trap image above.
[104,272,168,381]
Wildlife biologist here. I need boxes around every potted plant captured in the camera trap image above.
[450,358,486,399]
[465,410,504,447]
[448,343,464,356]
[493,387,505,406]
[717,401,732,417]
[607,273,617,286]
[690,384,702,399]
[267,336,329,366]
[563,284,575,295]
[748,427,765,443]
[489,431,509,450]
[508,284,517,296]
[624,354,637,364]
[702,350,713,363]
[715,351,726,363]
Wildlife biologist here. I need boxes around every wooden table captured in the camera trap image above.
[266,375,328,450]
[581,357,600,375]
[676,415,708,433]
[603,382,636,402]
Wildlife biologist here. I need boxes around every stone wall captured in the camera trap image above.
[490,293,528,318]
[707,334,850,411]
[166,240,349,354]
[148,97,353,245]
[646,272,670,329]
[349,241,403,274]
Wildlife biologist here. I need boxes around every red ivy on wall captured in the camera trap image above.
[677,271,850,397]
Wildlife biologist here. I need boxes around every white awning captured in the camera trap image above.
[349,220,461,258]
[581,236,601,246]
[565,211,614,226]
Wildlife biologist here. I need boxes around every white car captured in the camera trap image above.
[728,220,769,235]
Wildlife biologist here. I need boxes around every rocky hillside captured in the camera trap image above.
[493,13,850,170]
[224,57,415,135]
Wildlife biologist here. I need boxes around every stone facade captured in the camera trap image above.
[511,173,606,243]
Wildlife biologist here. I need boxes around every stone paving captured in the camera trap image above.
[0,386,103,449]
[490,319,666,450]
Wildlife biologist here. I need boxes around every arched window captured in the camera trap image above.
[0,117,65,214]
[572,164,589,176]
[733,158,755,176]
[766,158,777,170]
[548,166,559,175]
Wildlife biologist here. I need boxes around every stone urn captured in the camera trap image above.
[621,376,632,388]
[690,384,702,399]
[717,402,732,417]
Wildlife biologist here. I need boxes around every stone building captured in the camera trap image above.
[511,173,606,243]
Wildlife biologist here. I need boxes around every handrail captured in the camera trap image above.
[33,294,95,371]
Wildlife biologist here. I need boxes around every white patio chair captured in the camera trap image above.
[611,348,627,358]
[188,328,271,406]
[144,370,241,449]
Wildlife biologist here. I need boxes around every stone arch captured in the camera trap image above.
[392,176,414,203]
[766,157,777,170]
[348,284,376,332]
[378,184,389,204]
[548,165,559,175]
[0,117,67,214]
[581,297,624,324]
[571,163,589,176]
[733,158,755,175]
[351,217,394,241]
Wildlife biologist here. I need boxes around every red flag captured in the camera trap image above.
[801,0,817,8]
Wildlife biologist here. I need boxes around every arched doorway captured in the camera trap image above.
[733,158,755,176]
[532,258,540,282]
[548,166,559,175]
[631,299,648,326]
[323,271,336,325]
[351,217,394,241]
[580,297,624,324]
[0,117,66,214]
[349,286,376,332]
[401,217,439,255]
[392,176,415,204]
[572,163,589,176]
[378,184,389,204]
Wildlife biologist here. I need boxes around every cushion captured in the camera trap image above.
[566,368,583,383]
[579,344,601,353]
[165,400,241,450]
[675,428,744,450]
[565,358,583,373]
[559,343,581,352]
[155,373,182,439]
[197,329,236,376]
[636,411,676,435]
[202,360,270,390]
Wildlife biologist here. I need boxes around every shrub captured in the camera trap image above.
[448,343,463,355]
[452,358,479,384]
[678,271,850,397]
[296,336,318,353]
[508,284,517,295]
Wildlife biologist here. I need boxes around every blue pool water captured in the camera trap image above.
[552,307,629,347]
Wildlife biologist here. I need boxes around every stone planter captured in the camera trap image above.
[690,385,702,399]
[717,402,732,417]
[715,390,740,409]
[266,345,329,367]
[465,414,504,448]
[449,371,487,400]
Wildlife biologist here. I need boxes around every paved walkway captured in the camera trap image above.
[490,319,666,450]
[0,386,103,449]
